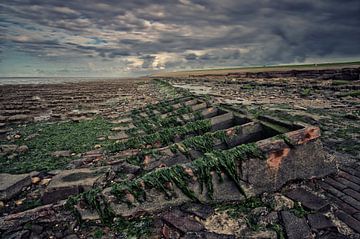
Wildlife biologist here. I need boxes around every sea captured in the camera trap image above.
[0,77,126,85]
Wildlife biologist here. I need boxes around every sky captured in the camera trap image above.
[0,0,359,77]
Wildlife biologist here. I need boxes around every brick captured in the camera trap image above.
[336,177,360,191]
[317,231,348,239]
[344,188,360,202]
[318,181,345,198]
[323,177,347,191]
[338,170,360,186]
[340,195,360,211]
[332,198,359,215]
[339,165,360,178]
[335,210,360,233]
[285,188,329,211]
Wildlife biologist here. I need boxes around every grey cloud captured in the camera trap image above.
[0,0,359,75]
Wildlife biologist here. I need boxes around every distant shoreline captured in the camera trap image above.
[152,61,360,77]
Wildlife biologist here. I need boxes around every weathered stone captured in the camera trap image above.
[108,132,128,140]
[242,229,277,239]
[107,173,245,218]
[272,194,294,211]
[0,173,31,201]
[7,114,32,122]
[259,211,279,226]
[51,150,71,157]
[285,188,329,211]
[2,229,30,239]
[318,181,345,198]
[340,195,360,211]
[335,210,360,233]
[180,203,214,219]
[242,135,337,195]
[323,178,347,191]
[30,224,44,234]
[281,211,312,239]
[318,231,348,239]
[307,213,335,231]
[161,209,205,233]
[42,167,108,204]
[112,162,141,174]
[0,144,18,155]
[0,203,68,231]
[63,234,79,239]
[338,170,360,185]
[343,188,360,201]
[183,231,236,239]
[162,223,181,239]
[16,145,29,153]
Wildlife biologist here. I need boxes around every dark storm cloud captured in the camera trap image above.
[0,0,359,74]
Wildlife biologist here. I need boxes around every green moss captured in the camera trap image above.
[332,80,350,85]
[300,88,312,97]
[337,90,360,98]
[113,216,154,238]
[268,223,286,239]
[215,196,265,218]
[106,119,212,152]
[0,117,113,173]
[290,202,311,218]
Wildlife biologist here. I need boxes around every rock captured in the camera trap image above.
[24,133,39,141]
[63,234,79,239]
[285,188,329,211]
[242,229,277,239]
[8,114,31,122]
[181,202,214,220]
[307,213,335,231]
[51,150,71,157]
[112,162,141,175]
[0,200,4,209]
[281,211,312,239]
[162,224,181,239]
[259,211,279,226]
[272,194,294,211]
[15,198,25,206]
[31,177,41,184]
[40,178,51,185]
[161,209,205,233]
[0,173,31,200]
[108,132,128,140]
[30,224,44,234]
[241,135,337,195]
[42,167,108,204]
[317,231,348,239]
[2,229,30,239]
[0,144,18,155]
[14,134,21,139]
[183,231,236,239]
[16,145,29,153]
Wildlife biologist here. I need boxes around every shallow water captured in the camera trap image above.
[0,77,122,85]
